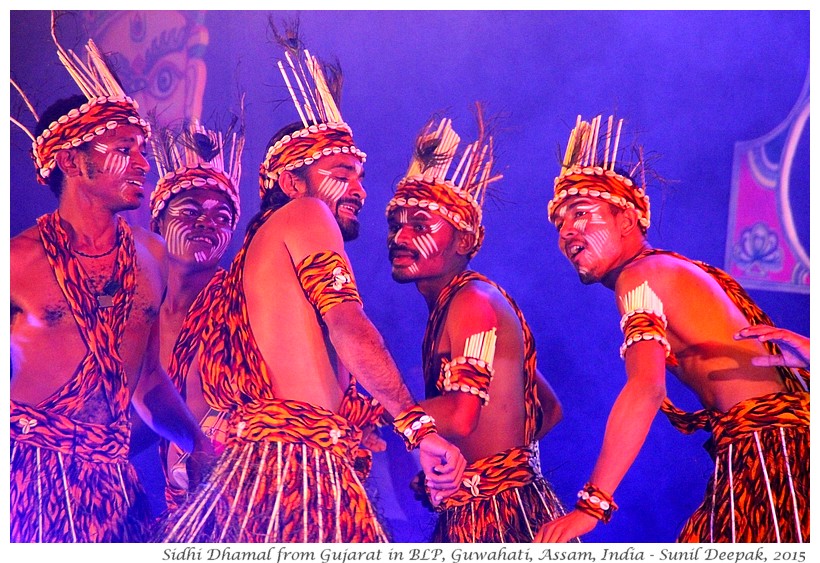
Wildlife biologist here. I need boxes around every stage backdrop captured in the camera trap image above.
[9,10,809,543]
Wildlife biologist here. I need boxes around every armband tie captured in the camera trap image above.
[392,405,437,451]
[576,482,618,523]
[296,250,362,316]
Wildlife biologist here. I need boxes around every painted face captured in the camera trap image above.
[159,188,235,267]
[78,124,149,212]
[387,207,458,283]
[553,196,623,284]
[303,153,366,241]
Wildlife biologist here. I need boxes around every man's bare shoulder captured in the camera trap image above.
[448,279,510,327]
[131,224,167,261]
[10,225,46,272]
[618,252,703,291]
[280,197,336,224]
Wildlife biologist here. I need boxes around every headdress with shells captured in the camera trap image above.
[149,110,245,233]
[548,115,650,230]
[386,108,501,257]
[10,12,150,185]
[258,23,365,199]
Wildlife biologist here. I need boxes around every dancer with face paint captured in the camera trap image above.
[535,115,809,543]
[9,15,214,543]
[155,29,465,543]
[137,117,245,513]
[386,111,569,542]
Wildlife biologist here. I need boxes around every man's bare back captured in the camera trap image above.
[242,197,351,411]
[617,253,787,411]
[427,280,529,461]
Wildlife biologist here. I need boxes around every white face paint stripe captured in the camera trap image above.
[573,217,589,232]
[103,152,129,177]
[317,169,348,203]
[412,233,439,259]
[164,219,191,259]
[93,142,109,154]
[583,230,611,258]
[429,220,445,233]
[202,230,231,263]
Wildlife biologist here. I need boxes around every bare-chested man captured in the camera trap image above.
[141,118,245,511]
[386,114,568,542]
[10,34,213,543]
[156,43,465,543]
[535,115,809,543]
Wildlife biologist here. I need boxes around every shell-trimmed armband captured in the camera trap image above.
[295,250,362,316]
[436,356,494,406]
[618,281,671,359]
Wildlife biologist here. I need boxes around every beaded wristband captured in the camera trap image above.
[575,482,618,523]
[392,405,437,451]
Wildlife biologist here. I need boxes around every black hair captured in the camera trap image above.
[246,121,307,233]
[34,95,89,198]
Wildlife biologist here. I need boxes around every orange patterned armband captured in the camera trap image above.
[437,356,494,406]
[392,405,437,451]
[576,482,618,523]
[619,310,671,359]
[296,250,362,316]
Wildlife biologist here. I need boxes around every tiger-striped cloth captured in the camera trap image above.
[422,270,543,441]
[160,269,231,512]
[421,270,568,541]
[155,398,388,543]
[634,249,810,543]
[670,392,809,543]
[430,444,572,542]
[338,376,386,481]
[10,211,151,542]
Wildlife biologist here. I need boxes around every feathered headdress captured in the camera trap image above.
[548,114,650,230]
[10,12,150,185]
[149,105,245,233]
[258,20,365,199]
[386,105,501,256]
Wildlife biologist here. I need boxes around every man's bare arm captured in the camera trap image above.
[130,319,215,484]
[535,340,666,542]
[323,302,416,416]
[419,392,481,439]
[534,368,563,441]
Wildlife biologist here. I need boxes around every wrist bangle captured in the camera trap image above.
[392,405,436,451]
[575,482,618,523]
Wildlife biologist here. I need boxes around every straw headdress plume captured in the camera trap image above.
[259,18,365,198]
[387,103,502,257]
[10,11,150,185]
[149,98,246,232]
[548,114,650,230]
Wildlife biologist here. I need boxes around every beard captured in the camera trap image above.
[337,216,360,241]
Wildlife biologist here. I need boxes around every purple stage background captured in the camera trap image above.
[9,10,810,543]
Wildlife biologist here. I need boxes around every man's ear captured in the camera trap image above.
[619,207,641,237]
[54,148,82,178]
[456,230,478,256]
[278,170,307,198]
